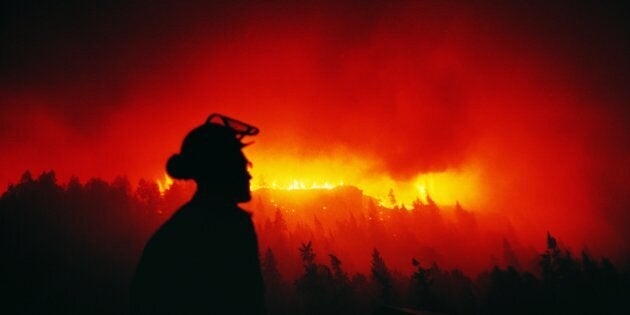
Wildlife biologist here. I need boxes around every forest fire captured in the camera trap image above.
[156,173,174,195]
[2,1,629,313]
[255,180,338,191]
[3,1,629,263]
[243,153,486,208]
[156,158,485,208]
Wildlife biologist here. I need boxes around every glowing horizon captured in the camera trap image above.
[156,154,486,209]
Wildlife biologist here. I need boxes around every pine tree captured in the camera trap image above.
[540,231,561,282]
[262,248,283,287]
[300,241,316,268]
[295,242,333,314]
[371,248,392,304]
[136,179,161,213]
[503,239,521,270]
[274,208,288,232]
[411,258,433,309]
[329,254,348,283]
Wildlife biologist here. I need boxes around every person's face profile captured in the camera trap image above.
[203,148,251,203]
[234,151,252,203]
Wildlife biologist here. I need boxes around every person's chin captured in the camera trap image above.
[236,191,252,203]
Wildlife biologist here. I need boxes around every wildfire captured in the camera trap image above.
[156,173,174,195]
[252,179,341,191]
[412,170,484,207]
[153,149,485,209]
[246,149,486,209]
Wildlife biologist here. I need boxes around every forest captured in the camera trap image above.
[0,171,628,314]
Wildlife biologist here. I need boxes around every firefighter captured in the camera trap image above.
[131,114,265,314]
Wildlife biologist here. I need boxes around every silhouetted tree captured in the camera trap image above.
[2,171,629,315]
[274,208,288,232]
[409,258,433,310]
[135,179,161,217]
[262,248,292,315]
[294,242,334,314]
[371,248,393,305]
[503,238,521,270]
[329,254,348,284]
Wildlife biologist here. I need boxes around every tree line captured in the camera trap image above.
[0,171,627,314]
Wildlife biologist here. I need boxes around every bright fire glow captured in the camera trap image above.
[245,149,486,209]
[155,149,485,208]
[260,179,340,191]
[413,170,485,207]
[156,173,174,195]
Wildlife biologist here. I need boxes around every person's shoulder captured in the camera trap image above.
[148,203,199,243]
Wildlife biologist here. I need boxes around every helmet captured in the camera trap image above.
[166,114,259,181]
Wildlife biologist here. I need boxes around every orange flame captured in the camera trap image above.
[152,149,486,209]
[247,149,486,209]
[156,173,174,195]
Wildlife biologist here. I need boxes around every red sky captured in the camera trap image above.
[1,1,629,261]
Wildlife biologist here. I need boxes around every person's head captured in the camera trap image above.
[166,118,255,203]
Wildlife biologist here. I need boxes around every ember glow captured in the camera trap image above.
[245,155,485,208]
[2,1,629,270]
[156,173,174,195]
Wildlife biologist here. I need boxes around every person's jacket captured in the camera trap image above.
[131,196,266,314]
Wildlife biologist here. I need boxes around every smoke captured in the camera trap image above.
[1,1,629,259]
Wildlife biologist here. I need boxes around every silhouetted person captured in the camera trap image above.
[131,114,265,314]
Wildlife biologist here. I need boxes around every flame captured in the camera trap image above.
[252,179,340,191]
[156,173,174,195]
[152,149,486,208]
[247,148,486,209]
[413,171,484,207]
